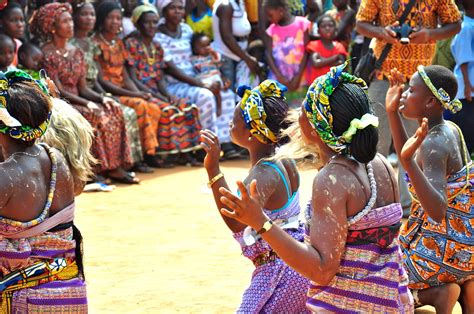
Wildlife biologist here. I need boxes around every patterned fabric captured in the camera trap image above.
[303,62,371,154]
[70,37,101,87]
[233,163,309,313]
[356,0,461,80]
[94,35,163,155]
[236,80,287,144]
[70,37,143,163]
[417,65,462,113]
[0,70,52,142]
[155,23,235,143]
[305,202,414,313]
[0,147,87,312]
[43,48,133,172]
[190,53,223,85]
[30,3,72,42]
[266,16,310,85]
[125,34,202,154]
[400,162,474,289]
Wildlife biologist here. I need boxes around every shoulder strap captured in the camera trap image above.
[261,161,292,199]
[375,0,418,69]
[447,121,470,167]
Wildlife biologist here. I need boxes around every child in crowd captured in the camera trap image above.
[17,42,44,79]
[186,0,213,39]
[387,66,473,313]
[306,14,347,86]
[263,0,310,104]
[448,0,474,155]
[0,34,16,72]
[327,0,355,50]
[236,39,266,89]
[191,32,230,116]
[0,2,25,67]
[200,80,309,313]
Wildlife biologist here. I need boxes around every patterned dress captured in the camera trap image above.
[70,37,143,164]
[154,23,235,143]
[124,35,202,154]
[42,47,132,172]
[305,201,414,313]
[233,162,309,313]
[0,146,87,313]
[400,131,474,289]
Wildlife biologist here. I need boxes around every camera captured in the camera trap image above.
[392,24,413,44]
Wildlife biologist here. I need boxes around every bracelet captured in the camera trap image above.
[207,172,224,188]
[256,220,273,235]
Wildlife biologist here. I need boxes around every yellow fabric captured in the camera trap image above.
[186,13,214,39]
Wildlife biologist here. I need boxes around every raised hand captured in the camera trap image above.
[386,68,405,113]
[200,129,222,173]
[401,118,428,163]
[219,180,268,230]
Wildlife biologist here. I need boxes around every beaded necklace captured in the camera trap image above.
[141,42,157,66]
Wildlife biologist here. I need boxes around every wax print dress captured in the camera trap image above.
[42,47,132,172]
[124,34,202,154]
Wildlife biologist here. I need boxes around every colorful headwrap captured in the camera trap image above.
[417,65,462,114]
[303,62,378,153]
[0,70,52,142]
[237,80,287,144]
[30,2,72,42]
[132,3,159,26]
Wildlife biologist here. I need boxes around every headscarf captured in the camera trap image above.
[0,70,52,142]
[237,80,287,144]
[156,0,183,13]
[417,65,462,114]
[30,2,72,42]
[131,3,159,26]
[303,61,378,154]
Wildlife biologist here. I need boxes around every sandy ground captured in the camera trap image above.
[75,160,460,313]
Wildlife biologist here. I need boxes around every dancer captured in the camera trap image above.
[387,66,473,313]
[200,80,309,312]
[0,70,88,312]
[219,64,414,312]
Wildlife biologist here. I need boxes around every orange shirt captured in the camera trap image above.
[357,0,460,80]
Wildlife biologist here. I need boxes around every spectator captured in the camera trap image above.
[125,3,203,166]
[212,0,261,89]
[306,14,347,86]
[155,0,241,160]
[0,34,16,72]
[186,0,213,39]
[263,0,310,103]
[327,0,355,49]
[0,2,25,67]
[448,0,474,155]
[71,1,152,174]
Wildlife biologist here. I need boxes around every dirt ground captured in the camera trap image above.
[75,160,460,313]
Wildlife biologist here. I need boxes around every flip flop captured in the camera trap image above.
[108,172,140,185]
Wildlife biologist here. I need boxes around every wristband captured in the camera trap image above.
[207,172,224,188]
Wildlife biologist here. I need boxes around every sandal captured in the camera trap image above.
[144,154,175,169]
[132,162,154,173]
[108,171,140,185]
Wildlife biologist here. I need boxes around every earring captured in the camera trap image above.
[248,136,252,141]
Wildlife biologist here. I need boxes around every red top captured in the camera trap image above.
[306,40,347,86]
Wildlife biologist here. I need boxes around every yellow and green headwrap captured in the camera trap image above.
[417,65,462,114]
[237,80,287,144]
[303,62,378,153]
[0,70,52,142]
